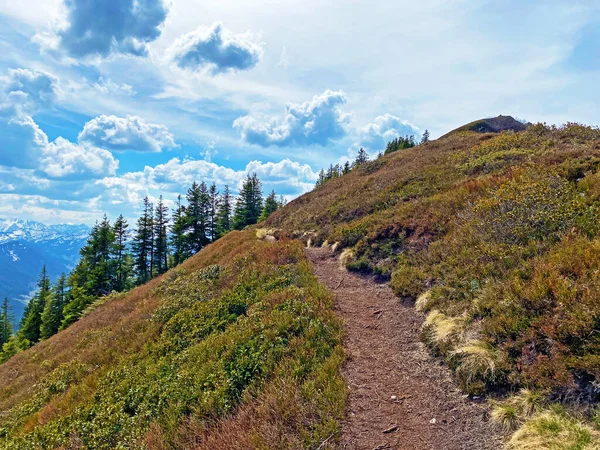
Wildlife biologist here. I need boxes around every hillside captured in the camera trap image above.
[0,230,344,449]
[3,121,600,449]
[266,122,600,448]
[0,219,89,324]
[440,115,529,138]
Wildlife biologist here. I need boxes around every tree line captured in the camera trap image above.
[0,173,283,362]
[315,130,430,188]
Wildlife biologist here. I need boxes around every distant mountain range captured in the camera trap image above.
[0,218,89,325]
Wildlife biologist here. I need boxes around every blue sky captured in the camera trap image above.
[0,0,598,224]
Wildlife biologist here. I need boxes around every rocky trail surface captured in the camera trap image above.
[306,247,503,450]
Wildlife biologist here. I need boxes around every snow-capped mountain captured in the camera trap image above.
[0,218,89,325]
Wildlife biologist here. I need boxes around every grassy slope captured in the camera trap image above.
[267,123,600,447]
[0,231,345,449]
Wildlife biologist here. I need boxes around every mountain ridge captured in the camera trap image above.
[0,218,89,324]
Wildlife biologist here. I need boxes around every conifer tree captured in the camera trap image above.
[354,148,369,166]
[170,195,189,266]
[208,183,219,242]
[186,182,210,253]
[154,196,169,275]
[216,185,232,238]
[112,215,130,292]
[0,298,12,347]
[343,161,351,174]
[233,174,263,230]
[40,274,67,340]
[19,265,51,347]
[259,190,279,222]
[316,169,326,187]
[421,129,430,144]
[133,197,154,284]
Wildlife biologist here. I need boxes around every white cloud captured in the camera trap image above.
[78,115,177,152]
[233,90,351,147]
[168,22,263,75]
[96,157,318,213]
[42,137,118,179]
[34,0,169,60]
[356,114,420,152]
[92,77,135,96]
[0,68,59,115]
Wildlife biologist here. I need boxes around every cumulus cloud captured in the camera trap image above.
[0,68,59,115]
[234,90,350,147]
[42,137,118,179]
[169,23,263,75]
[0,115,48,168]
[36,0,168,59]
[78,115,177,152]
[97,157,318,209]
[0,69,118,180]
[356,114,420,152]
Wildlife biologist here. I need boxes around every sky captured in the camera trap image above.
[0,0,599,225]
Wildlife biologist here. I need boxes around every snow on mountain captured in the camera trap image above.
[0,218,90,325]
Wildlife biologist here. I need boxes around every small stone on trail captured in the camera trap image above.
[390,395,397,401]
[382,425,399,434]
[430,418,437,424]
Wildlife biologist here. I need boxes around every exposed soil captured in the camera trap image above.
[306,247,504,450]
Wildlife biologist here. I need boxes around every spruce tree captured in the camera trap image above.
[233,174,263,230]
[186,182,210,253]
[343,161,351,174]
[216,185,232,238]
[170,195,190,266]
[0,298,12,347]
[154,196,169,274]
[40,274,67,340]
[421,129,430,144]
[133,197,154,284]
[208,183,219,242]
[112,215,130,292]
[259,190,279,222]
[354,148,369,166]
[19,266,51,347]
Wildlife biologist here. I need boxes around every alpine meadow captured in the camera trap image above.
[1,1,600,449]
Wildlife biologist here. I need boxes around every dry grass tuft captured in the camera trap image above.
[339,249,355,267]
[492,403,520,432]
[450,341,499,393]
[507,409,600,450]
[422,310,464,351]
[415,290,432,312]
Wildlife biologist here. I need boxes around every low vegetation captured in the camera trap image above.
[266,122,600,447]
[0,231,344,449]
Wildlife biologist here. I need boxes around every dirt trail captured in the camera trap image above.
[306,247,503,450]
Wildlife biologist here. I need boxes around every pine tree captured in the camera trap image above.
[208,183,219,242]
[259,190,279,222]
[421,129,430,144]
[154,196,169,275]
[186,182,210,253]
[316,169,326,187]
[216,185,232,238]
[233,174,263,230]
[40,274,67,340]
[59,217,116,329]
[354,148,369,166]
[19,266,51,347]
[112,215,130,292]
[0,298,13,347]
[343,161,351,174]
[133,197,154,284]
[170,195,190,266]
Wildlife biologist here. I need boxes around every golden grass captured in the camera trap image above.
[507,410,600,450]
